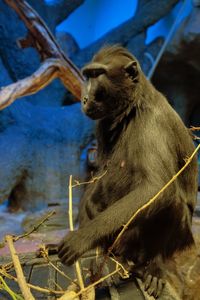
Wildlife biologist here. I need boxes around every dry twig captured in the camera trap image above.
[40,244,75,285]
[58,173,110,299]
[58,285,79,300]
[190,127,200,140]
[109,256,130,279]
[69,175,85,291]
[74,268,120,300]
[0,269,64,296]
[5,235,35,300]
[72,170,107,188]
[56,176,83,300]
[0,59,60,110]
[190,127,200,131]
[14,210,56,242]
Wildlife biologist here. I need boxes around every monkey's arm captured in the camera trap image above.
[58,181,173,265]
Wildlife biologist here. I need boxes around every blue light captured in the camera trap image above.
[48,0,192,50]
[56,0,138,49]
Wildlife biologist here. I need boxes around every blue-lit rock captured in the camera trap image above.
[0,101,94,210]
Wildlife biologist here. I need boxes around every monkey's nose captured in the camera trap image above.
[83,96,88,105]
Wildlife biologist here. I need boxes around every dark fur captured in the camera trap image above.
[58,46,198,297]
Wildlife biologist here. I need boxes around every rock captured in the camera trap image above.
[0,57,16,131]
[143,37,164,76]
[26,79,67,107]
[0,208,27,240]
[47,0,85,27]
[71,0,179,68]
[56,31,79,57]
[0,56,12,87]
[163,5,200,71]
[0,101,94,210]
[127,33,163,76]
[152,5,200,126]
[0,126,28,206]
[127,33,146,65]
[193,0,200,7]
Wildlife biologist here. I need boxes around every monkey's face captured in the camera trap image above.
[81,53,139,120]
[81,64,109,120]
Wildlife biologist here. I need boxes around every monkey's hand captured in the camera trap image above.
[58,229,89,265]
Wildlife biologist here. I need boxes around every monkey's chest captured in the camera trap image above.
[86,163,133,217]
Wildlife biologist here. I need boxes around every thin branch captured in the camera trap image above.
[59,175,99,299]
[74,268,120,299]
[109,256,129,279]
[0,262,14,273]
[189,127,200,141]
[0,59,59,110]
[190,126,200,131]
[72,170,107,188]
[5,235,35,300]
[57,175,85,300]
[60,172,107,300]
[69,175,75,232]
[1,0,83,109]
[40,245,75,285]
[0,269,64,295]
[193,136,200,140]
[14,210,56,242]
[69,175,85,290]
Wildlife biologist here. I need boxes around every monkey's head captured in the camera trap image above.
[81,45,140,120]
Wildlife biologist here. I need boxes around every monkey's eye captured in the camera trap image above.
[83,73,89,81]
[82,68,106,79]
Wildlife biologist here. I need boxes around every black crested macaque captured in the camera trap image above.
[58,46,198,298]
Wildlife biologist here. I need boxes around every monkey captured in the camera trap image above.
[58,45,198,298]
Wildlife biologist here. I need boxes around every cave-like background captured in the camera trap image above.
[0,0,199,236]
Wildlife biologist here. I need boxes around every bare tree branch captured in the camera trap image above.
[0,57,83,110]
[0,0,83,110]
[0,59,57,110]
[6,235,35,300]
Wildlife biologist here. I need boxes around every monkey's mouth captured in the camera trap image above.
[82,105,105,120]
[84,108,103,120]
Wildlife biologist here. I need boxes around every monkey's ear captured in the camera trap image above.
[124,61,139,82]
